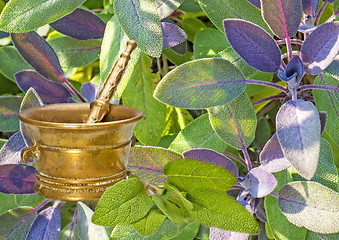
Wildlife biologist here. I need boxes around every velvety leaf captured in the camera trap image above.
[154,58,246,109]
[261,0,302,39]
[166,183,194,212]
[0,96,22,132]
[247,0,260,8]
[182,148,238,177]
[301,22,339,75]
[253,117,271,151]
[0,132,26,165]
[152,195,185,225]
[169,114,228,154]
[162,22,187,49]
[164,158,237,192]
[181,17,207,42]
[302,0,319,17]
[209,228,249,240]
[132,209,167,236]
[198,0,270,33]
[26,206,61,240]
[324,54,339,79]
[114,0,162,58]
[0,46,32,82]
[128,146,183,184]
[208,92,257,150]
[277,55,304,86]
[0,193,44,216]
[110,219,199,240]
[193,28,229,59]
[92,177,154,226]
[0,164,36,194]
[223,19,281,73]
[276,99,321,180]
[48,36,101,68]
[76,202,109,240]
[0,0,86,32]
[323,0,337,3]
[259,134,291,173]
[278,181,339,234]
[306,231,339,240]
[81,82,98,103]
[15,70,71,104]
[265,170,307,240]
[122,52,167,145]
[185,188,260,233]
[49,8,105,40]
[313,73,339,145]
[11,32,65,83]
[0,207,38,239]
[155,0,185,19]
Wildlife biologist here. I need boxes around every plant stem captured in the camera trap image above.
[285,37,293,61]
[69,207,78,240]
[315,0,328,26]
[223,151,247,167]
[281,60,287,70]
[257,100,280,118]
[326,10,339,23]
[242,146,252,170]
[64,81,86,102]
[298,85,339,92]
[252,94,286,106]
[245,80,287,93]
[276,39,303,46]
[270,192,279,198]
[281,51,299,60]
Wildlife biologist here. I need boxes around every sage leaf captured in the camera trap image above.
[162,22,187,49]
[166,183,194,211]
[0,207,38,239]
[152,195,185,225]
[209,228,249,240]
[243,168,277,198]
[276,99,321,180]
[154,58,246,109]
[0,132,26,165]
[301,22,339,75]
[0,96,22,132]
[92,177,154,226]
[278,181,339,234]
[128,146,183,184]
[223,19,281,73]
[81,83,99,103]
[0,0,86,33]
[185,188,260,234]
[302,0,319,17]
[305,231,339,240]
[208,92,257,150]
[261,0,302,39]
[164,158,237,192]
[247,0,260,8]
[169,114,228,154]
[0,193,44,216]
[132,209,167,236]
[155,0,185,19]
[114,0,162,58]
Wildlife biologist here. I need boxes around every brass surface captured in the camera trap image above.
[19,103,142,201]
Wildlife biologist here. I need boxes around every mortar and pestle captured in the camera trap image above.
[19,41,142,201]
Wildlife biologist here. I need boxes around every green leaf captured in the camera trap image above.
[48,36,101,68]
[184,188,260,234]
[114,0,162,58]
[155,0,185,19]
[92,177,154,226]
[164,158,237,192]
[168,114,228,154]
[0,139,7,148]
[166,183,194,211]
[313,73,339,145]
[154,58,246,109]
[278,181,339,234]
[0,96,23,132]
[0,0,86,33]
[152,195,185,225]
[193,28,229,59]
[265,170,307,240]
[0,46,32,82]
[305,231,339,240]
[208,92,257,150]
[76,202,109,240]
[197,0,271,33]
[132,209,167,236]
[0,207,38,239]
[181,17,207,42]
[163,48,194,66]
[0,193,44,215]
[253,117,271,150]
[123,52,167,145]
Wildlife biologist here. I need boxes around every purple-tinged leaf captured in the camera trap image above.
[278,181,339,234]
[26,206,61,240]
[301,22,339,75]
[276,99,321,180]
[302,0,319,17]
[0,164,36,194]
[15,70,71,104]
[247,0,261,8]
[183,148,238,177]
[277,55,304,90]
[0,132,26,165]
[209,227,249,240]
[298,24,317,34]
[49,8,105,40]
[223,19,281,73]
[259,134,291,173]
[261,0,303,39]
[240,168,277,198]
[128,146,183,184]
[81,82,99,103]
[161,22,187,49]
[0,96,23,132]
[11,32,65,83]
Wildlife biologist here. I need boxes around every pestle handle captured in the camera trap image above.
[86,40,137,123]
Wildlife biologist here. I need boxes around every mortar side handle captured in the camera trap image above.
[21,143,40,163]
